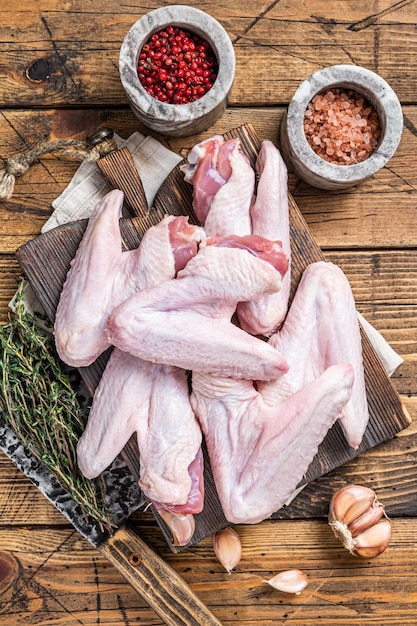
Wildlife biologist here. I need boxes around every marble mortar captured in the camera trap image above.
[119,5,235,137]
[280,65,403,190]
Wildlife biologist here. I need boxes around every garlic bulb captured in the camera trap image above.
[263,569,308,594]
[213,527,242,573]
[328,484,392,558]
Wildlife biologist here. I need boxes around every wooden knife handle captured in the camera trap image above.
[99,525,223,626]
[97,147,149,219]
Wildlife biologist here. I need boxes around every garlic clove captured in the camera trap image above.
[343,491,376,527]
[329,484,375,526]
[348,500,385,537]
[263,569,309,595]
[157,509,195,547]
[213,527,242,574]
[353,518,392,558]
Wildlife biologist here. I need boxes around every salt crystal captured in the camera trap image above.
[314,98,322,111]
[303,87,380,165]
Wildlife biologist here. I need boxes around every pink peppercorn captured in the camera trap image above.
[137,26,218,105]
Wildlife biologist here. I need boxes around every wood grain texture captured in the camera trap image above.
[1,518,417,625]
[0,2,417,106]
[1,0,417,623]
[97,147,149,218]
[1,397,416,526]
[1,105,417,254]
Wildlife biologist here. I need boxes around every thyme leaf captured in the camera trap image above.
[0,280,113,532]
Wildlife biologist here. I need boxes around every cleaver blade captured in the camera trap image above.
[0,422,223,626]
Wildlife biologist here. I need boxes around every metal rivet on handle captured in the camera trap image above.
[129,552,142,566]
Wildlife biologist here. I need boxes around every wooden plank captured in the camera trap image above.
[2,241,417,329]
[0,0,415,624]
[0,451,66,526]
[1,518,417,625]
[1,0,415,22]
[13,124,410,552]
[325,251,417,306]
[0,3,417,106]
[1,105,417,252]
[0,256,20,321]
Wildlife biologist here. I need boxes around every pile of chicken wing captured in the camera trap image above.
[54,136,368,543]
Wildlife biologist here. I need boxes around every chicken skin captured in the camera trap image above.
[181,135,254,237]
[75,200,204,522]
[191,363,354,524]
[258,261,369,449]
[237,140,292,336]
[55,189,202,367]
[107,237,289,381]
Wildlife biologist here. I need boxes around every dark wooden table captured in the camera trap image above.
[1,1,417,624]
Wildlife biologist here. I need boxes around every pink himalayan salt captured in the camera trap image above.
[304,88,381,165]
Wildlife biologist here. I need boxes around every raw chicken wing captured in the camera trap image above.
[191,363,354,524]
[237,141,291,335]
[107,238,289,381]
[258,261,369,449]
[78,350,203,512]
[77,212,204,523]
[55,190,203,367]
[181,135,254,236]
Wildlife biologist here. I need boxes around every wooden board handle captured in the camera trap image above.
[98,525,223,626]
[97,147,149,218]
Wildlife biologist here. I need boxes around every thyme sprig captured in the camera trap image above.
[0,280,113,532]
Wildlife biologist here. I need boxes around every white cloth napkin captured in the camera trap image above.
[357,312,403,377]
[42,132,182,232]
[13,132,403,379]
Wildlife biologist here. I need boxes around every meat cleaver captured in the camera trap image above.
[0,423,222,625]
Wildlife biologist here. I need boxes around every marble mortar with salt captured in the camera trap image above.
[280,64,403,190]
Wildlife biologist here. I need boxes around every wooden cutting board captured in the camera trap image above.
[16,124,410,552]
